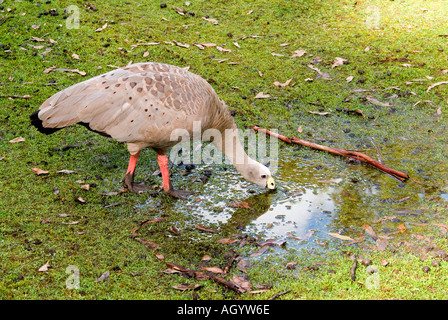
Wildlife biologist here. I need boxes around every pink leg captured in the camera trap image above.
[122,151,149,193]
[126,151,141,174]
[157,154,194,199]
[157,154,171,192]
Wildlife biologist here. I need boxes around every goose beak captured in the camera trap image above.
[266,177,276,190]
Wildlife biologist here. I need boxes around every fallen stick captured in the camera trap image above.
[251,125,409,182]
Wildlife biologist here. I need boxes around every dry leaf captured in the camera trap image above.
[375,238,388,251]
[43,65,57,74]
[397,223,407,233]
[308,111,329,116]
[254,92,270,99]
[237,258,250,273]
[216,46,231,53]
[9,137,25,143]
[346,76,354,83]
[200,266,225,274]
[202,17,218,25]
[426,81,448,92]
[195,224,217,233]
[32,168,49,175]
[75,196,86,204]
[273,78,292,87]
[297,126,303,133]
[57,169,77,174]
[80,184,90,190]
[193,43,205,50]
[362,223,377,239]
[228,200,254,210]
[172,284,202,291]
[95,270,110,282]
[249,246,269,257]
[95,23,108,32]
[142,51,150,57]
[271,52,284,57]
[231,275,251,292]
[217,238,239,244]
[233,41,241,48]
[307,65,332,80]
[135,237,159,248]
[366,95,393,107]
[174,41,190,49]
[201,255,212,262]
[31,36,45,42]
[71,53,80,60]
[332,57,347,68]
[291,49,306,58]
[327,232,355,241]
[38,261,51,272]
[286,261,298,269]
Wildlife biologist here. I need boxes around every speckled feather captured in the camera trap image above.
[37,62,235,154]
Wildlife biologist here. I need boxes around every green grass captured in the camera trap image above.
[1,0,448,300]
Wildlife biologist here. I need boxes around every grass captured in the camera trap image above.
[1,0,448,300]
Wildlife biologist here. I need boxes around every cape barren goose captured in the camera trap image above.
[30,62,276,198]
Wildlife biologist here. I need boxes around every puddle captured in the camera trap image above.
[139,144,447,252]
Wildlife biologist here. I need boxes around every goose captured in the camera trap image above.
[30,62,276,198]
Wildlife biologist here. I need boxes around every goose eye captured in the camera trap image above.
[261,174,267,179]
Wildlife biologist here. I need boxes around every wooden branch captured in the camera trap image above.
[251,125,409,182]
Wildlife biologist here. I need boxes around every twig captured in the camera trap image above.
[268,290,292,300]
[251,125,409,182]
[350,255,357,282]
[369,136,384,164]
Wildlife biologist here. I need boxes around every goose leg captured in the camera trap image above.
[157,154,194,199]
[122,151,150,193]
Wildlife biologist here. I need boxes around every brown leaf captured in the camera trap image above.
[331,57,348,68]
[366,95,393,107]
[231,275,251,292]
[397,223,406,233]
[95,22,108,32]
[273,78,292,87]
[172,284,202,291]
[43,65,57,74]
[95,270,110,282]
[75,196,86,204]
[362,223,377,240]
[228,200,254,210]
[249,246,269,257]
[200,255,212,262]
[236,258,250,273]
[375,238,388,251]
[202,17,218,25]
[31,36,45,42]
[32,168,49,175]
[286,261,298,269]
[307,64,332,80]
[217,238,239,244]
[291,49,306,58]
[9,137,26,143]
[38,261,51,272]
[195,224,217,233]
[154,250,164,261]
[174,41,190,49]
[327,232,355,241]
[135,237,159,249]
[426,81,448,92]
[216,46,231,53]
[257,239,285,247]
[254,92,270,99]
[200,266,225,274]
